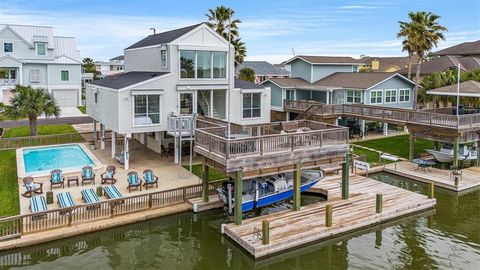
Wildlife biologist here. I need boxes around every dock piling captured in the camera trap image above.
[262,220,269,245]
[428,182,435,199]
[408,132,414,161]
[202,162,209,203]
[293,161,301,211]
[376,193,383,213]
[325,204,333,227]
[342,154,349,200]
[234,170,243,225]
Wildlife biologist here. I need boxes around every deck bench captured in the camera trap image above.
[321,165,342,175]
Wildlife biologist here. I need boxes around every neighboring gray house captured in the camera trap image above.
[86,23,270,169]
[0,24,82,107]
[235,61,289,84]
[109,55,124,72]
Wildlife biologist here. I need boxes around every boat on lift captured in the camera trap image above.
[426,144,478,163]
[217,170,324,212]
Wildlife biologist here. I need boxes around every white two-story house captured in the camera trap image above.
[86,23,270,169]
[0,24,82,107]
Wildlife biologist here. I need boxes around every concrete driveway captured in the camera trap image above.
[39,106,86,118]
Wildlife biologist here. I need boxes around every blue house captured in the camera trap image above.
[262,55,417,136]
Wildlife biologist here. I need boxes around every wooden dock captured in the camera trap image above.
[223,175,436,259]
[384,161,480,192]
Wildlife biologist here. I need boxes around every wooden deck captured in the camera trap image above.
[384,161,480,192]
[223,175,436,259]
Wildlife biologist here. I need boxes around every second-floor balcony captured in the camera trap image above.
[194,119,349,173]
[0,78,18,86]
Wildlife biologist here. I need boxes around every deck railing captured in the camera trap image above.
[283,100,480,129]
[0,183,218,241]
[195,120,349,160]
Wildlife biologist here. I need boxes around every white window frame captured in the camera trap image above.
[370,90,383,104]
[242,92,262,119]
[384,89,397,103]
[352,65,358,72]
[29,69,40,83]
[398,88,411,103]
[35,43,47,56]
[346,90,362,104]
[161,50,167,68]
[3,42,13,53]
[132,94,162,127]
[179,50,227,80]
[285,89,296,100]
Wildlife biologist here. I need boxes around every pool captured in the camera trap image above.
[17,144,101,178]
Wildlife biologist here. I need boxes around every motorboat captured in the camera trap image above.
[426,144,478,163]
[217,170,324,212]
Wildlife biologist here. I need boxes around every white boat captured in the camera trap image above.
[426,144,477,163]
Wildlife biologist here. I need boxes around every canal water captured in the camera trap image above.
[0,173,479,269]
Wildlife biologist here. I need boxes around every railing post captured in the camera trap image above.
[110,202,115,218]
[262,220,270,245]
[68,209,73,226]
[376,194,383,213]
[183,187,187,201]
[342,154,349,200]
[325,204,333,227]
[148,193,153,208]
[19,217,24,235]
[260,138,264,155]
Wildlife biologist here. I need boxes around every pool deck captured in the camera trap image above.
[384,161,480,193]
[18,141,201,215]
[222,174,436,259]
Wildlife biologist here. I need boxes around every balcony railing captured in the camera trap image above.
[0,78,17,86]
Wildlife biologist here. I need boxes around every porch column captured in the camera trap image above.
[453,136,459,169]
[360,120,366,140]
[111,131,116,158]
[335,117,340,126]
[342,153,349,199]
[100,124,105,150]
[234,170,243,225]
[326,91,330,105]
[124,134,130,171]
[293,161,301,211]
[383,123,388,136]
[404,125,408,133]
[92,120,97,149]
[202,162,209,203]
[408,132,414,161]
[476,141,480,167]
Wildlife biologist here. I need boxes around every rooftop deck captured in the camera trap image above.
[194,119,349,175]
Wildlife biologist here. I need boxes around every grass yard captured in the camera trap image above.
[2,124,78,138]
[353,147,383,167]
[354,135,434,159]
[183,164,228,181]
[77,106,86,114]
[0,150,19,216]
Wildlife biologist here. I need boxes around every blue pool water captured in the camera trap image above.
[23,144,94,174]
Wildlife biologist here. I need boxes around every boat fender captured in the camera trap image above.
[193,204,198,213]
[221,224,226,234]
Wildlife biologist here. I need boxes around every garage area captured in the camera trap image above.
[54,89,78,107]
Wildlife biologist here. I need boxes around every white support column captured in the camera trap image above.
[383,123,389,136]
[404,125,408,133]
[326,91,330,105]
[335,117,340,126]
[100,124,105,150]
[111,131,116,158]
[360,120,366,139]
[92,120,97,149]
[124,134,130,171]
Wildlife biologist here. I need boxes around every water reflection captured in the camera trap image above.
[0,173,479,269]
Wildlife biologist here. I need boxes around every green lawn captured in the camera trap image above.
[2,124,78,138]
[77,106,86,114]
[183,164,228,181]
[0,150,19,217]
[353,147,382,167]
[354,135,434,159]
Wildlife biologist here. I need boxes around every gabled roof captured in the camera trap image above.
[284,55,362,65]
[88,72,169,90]
[314,72,414,90]
[360,55,420,72]
[427,80,480,97]
[235,61,290,76]
[0,24,55,48]
[262,78,330,90]
[431,40,480,56]
[398,56,480,76]
[125,23,203,50]
[234,79,265,89]
[110,55,124,61]
[53,36,81,62]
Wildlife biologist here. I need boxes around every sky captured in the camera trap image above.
[2,0,479,63]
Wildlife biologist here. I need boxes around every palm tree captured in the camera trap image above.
[397,23,416,79]
[5,85,60,136]
[398,11,447,109]
[206,6,247,64]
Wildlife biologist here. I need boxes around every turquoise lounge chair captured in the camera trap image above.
[143,169,158,190]
[57,192,76,208]
[81,188,100,204]
[50,169,65,190]
[81,166,95,186]
[127,171,142,193]
[30,196,47,213]
[103,185,124,200]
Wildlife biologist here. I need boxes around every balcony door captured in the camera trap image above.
[179,92,195,115]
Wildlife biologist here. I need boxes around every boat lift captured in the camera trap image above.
[167,112,196,178]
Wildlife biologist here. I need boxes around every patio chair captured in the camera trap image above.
[57,192,75,208]
[103,185,124,200]
[127,171,142,193]
[101,165,117,184]
[143,169,159,190]
[81,166,96,186]
[29,195,47,213]
[81,188,100,205]
[50,169,65,190]
[22,177,43,197]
